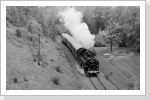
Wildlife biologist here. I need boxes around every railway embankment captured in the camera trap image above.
[6,27,85,90]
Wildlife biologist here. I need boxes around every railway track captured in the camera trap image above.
[61,42,118,90]
[89,74,118,90]
[89,76,106,90]
[89,72,118,90]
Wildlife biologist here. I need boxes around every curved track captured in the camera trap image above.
[61,42,118,90]
[89,76,106,90]
[88,73,118,90]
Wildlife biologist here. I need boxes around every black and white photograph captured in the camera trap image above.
[1,1,145,95]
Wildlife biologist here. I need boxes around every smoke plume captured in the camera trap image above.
[59,7,95,49]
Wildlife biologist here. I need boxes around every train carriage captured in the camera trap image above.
[62,34,83,59]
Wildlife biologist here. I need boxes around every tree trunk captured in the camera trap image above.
[110,40,112,52]
[38,33,41,65]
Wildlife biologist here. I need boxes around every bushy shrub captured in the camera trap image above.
[55,66,62,73]
[6,21,15,28]
[6,6,20,27]
[15,28,31,40]
[27,17,43,35]
[52,77,60,85]
[16,28,22,38]
[94,30,107,47]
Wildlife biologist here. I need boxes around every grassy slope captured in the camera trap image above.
[95,47,140,90]
[6,27,83,90]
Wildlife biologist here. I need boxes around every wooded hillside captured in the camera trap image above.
[6,6,140,52]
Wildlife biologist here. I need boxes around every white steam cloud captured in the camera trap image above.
[59,7,95,49]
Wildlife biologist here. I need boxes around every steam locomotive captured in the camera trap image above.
[62,33,99,75]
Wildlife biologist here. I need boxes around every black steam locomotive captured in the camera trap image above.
[62,33,99,75]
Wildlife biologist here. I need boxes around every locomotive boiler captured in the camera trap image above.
[62,33,99,75]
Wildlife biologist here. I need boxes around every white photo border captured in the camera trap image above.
[1,1,145,95]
